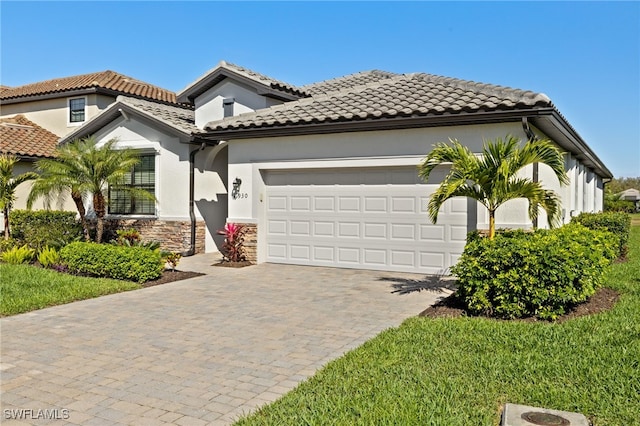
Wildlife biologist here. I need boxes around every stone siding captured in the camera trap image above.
[238,223,257,263]
[104,219,205,254]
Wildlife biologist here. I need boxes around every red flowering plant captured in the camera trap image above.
[216,223,246,262]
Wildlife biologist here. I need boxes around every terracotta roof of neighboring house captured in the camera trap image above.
[300,70,400,96]
[0,85,11,93]
[0,70,177,104]
[177,60,307,103]
[203,72,551,132]
[58,96,197,144]
[0,115,60,158]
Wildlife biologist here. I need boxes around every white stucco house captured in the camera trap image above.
[5,61,612,274]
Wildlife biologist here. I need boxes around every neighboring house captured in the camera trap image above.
[0,114,73,229]
[0,70,182,232]
[5,61,613,274]
[618,188,640,211]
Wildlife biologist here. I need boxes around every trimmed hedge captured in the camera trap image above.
[60,242,163,283]
[10,210,82,250]
[451,224,617,320]
[571,211,631,258]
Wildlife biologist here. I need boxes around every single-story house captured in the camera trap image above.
[52,60,611,274]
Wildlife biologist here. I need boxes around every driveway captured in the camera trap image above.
[1,257,452,425]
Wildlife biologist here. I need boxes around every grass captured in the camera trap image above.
[0,264,140,316]
[235,227,640,426]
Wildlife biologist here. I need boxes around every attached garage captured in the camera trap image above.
[263,167,470,274]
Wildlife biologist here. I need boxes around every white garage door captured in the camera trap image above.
[264,167,469,274]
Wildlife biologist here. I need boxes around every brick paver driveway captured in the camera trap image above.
[1,258,452,425]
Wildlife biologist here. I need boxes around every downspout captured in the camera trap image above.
[185,141,207,256]
[522,117,539,228]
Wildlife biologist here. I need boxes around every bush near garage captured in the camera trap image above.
[60,242,163,283]
[10,210,82,251]
[571,211,631,259]
[451,224,617,320]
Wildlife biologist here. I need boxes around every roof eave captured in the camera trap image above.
[177,68,303,104]
[530,109,613,179]
[198,109,543,140]
[0,87,100,105]
[59,102,192,145]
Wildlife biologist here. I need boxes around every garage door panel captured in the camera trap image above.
[267,220,287,235]
[264,168,469,274]
[290,245,311,260]
[420,224,445,241]
[290,220,311,236]
[390,250,415,267]
[313,246,335,262]
[390,223,416,240]
[420,252,445,268]
[391,197,416,213]
[338,197,360,212]
[338,222,360,238]
[338,247,360,263]
[314,197,335,211]
[313,221,335,237]
[363,249,386,265]
[364,197,387,212]
[364,223,387,239]
[290,196,311,211]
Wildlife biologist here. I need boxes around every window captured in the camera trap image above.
[108,154,156,215]
[69,97,86,123]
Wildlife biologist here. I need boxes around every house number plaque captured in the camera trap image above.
[231,177,248,200]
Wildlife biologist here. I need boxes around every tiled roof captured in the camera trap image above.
[221,61,307,97]
[0,71,177,103]
[0,115,60,158]
[300,70,399,96]
[204,72,551,132]
[177,60,307,103]
[117,96,197,134]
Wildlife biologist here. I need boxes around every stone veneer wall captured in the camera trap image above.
[238,223,257,263]
[104,219,205,254]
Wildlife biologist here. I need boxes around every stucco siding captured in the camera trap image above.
[91,116,227,252]
[194,80,286,129]
[1,94,114,137]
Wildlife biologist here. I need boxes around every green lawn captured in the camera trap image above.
[0,264,140,316]
[235,227,640,426]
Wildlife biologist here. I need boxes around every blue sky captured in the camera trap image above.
[2,1,639,177]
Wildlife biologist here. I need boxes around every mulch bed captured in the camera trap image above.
[419,287,621,322]
[212,261,253,268]
[141,270,205,287]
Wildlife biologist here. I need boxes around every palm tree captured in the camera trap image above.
[418,135,569,239]
[28,137,155,243]
[0,154,38,239]
[28,138,94,241]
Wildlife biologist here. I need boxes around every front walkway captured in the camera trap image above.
[1,256,452,425]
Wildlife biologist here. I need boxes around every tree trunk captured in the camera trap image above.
[93,192,106,243]
[489,211,496,240]
[3,207,9,240]
[71,191,90,241]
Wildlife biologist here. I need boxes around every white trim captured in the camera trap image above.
[67,96,88,127]
[252,155,427,171]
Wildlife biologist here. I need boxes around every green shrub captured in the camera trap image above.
[571,211,631,258]
[0,238,17,253]
[111,228,161,250]
[10,210,82,250]
[60,242,163,283]
[37,246,61,269]
[604,198,636,213]
[1,245,36,264]
[451,224,617,320]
